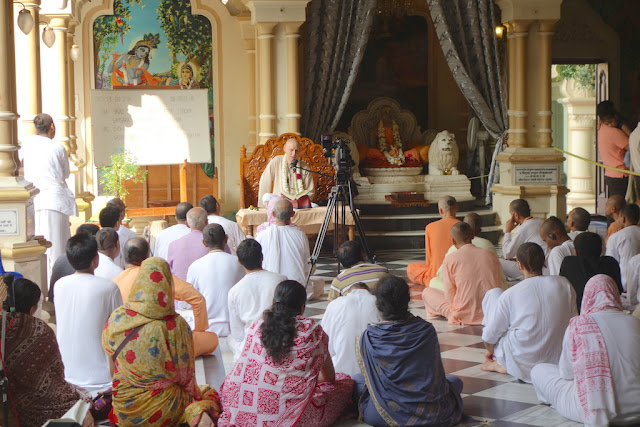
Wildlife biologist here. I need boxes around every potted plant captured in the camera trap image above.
[99,150,147,203]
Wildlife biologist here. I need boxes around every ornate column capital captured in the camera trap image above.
[496,0,562,23]
[246,0,310,25]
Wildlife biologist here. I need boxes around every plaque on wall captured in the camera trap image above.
[0,209,20,236]
[514,165,559,185]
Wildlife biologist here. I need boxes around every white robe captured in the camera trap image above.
[532,310,640,425]
[623,253,640,311]
[153,224,190,260]
[207,215,246,255]
[257,155,315,207]
[321,289,380,377]
[227,270,287,360]
[186,251,245,336]
[482,275,577,382]
[547,240,576,276]
[94,252,123,281]
[21,134,78,280]
[54,273,122,391]
[114,225,137,268]
[256,224,310,287]
[500,218,548,281]
[605,225,640,291]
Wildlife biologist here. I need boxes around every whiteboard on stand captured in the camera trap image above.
[91,89,212,167]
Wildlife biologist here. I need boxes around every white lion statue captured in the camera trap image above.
[428,130,460,175]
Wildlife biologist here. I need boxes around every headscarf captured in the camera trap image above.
[255,195,282,236]
[569,274,621,426]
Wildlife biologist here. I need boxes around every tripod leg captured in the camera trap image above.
[307,187,339,285]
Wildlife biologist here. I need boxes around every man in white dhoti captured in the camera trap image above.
[540,216,575,276]
[499,199,547,281]
[200,195,246,255]
[531,275,640,425]
[605,203,640,290]
[481,242,577,383]
[227,239,286,360]
[107,198,137,267]
[256,199,323,299]
[20,113,77,281]
[187,224,245,336]
[94,227,123,281]
[152,202,192,260]
[322,283,380,377]
[54,233,122,392]
[257,138,315,208]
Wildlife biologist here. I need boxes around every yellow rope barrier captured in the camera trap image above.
[552,146,640,177]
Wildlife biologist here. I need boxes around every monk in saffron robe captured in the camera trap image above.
[407,196,460,286]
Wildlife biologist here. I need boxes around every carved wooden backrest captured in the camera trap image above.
[239,133,336,208]
[348,97,430,147]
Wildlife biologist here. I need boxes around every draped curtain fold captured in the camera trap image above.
[427,0,508,203]
[301,0,377,144]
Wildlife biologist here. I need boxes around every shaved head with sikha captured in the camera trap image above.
[568,207,590,232]
[450,222,474,247]
[463,212,482,236]
[274,198,294,223]
[438,196,458,217]
[283,138,301,165]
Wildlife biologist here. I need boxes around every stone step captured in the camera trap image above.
[360,210,497,232]
[362,225,501,250]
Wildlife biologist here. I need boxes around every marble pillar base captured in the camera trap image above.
[1,237,48,295]
[353,173,474,205]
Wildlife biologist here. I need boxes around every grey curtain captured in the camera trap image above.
[301,0,377,144]
[427,0,508,204]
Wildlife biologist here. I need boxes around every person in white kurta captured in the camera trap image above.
[153,222,190,260]
[186,224,245,336]
[622,253,640,311]
[540,216,576,276]
[482,242,577,383]
[20,114,77,281]
[227,239,286,360]
[531,275,640,425]
[257,138,315,207]
[94,227,123,281]
[256,199,311,287]
[200,194,246,255]
[605,205,640,290]
[54,234,122,392]
[322,285,380,377]
[499,199,547,281]
[107,198,137,268]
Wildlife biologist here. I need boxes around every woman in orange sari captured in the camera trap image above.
[102,257,221,426]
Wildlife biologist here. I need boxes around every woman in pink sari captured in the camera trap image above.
[218,280,354,426]
[531,274,640,426]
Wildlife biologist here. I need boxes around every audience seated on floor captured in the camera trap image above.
[227,239,286,360]
[187,224,245,337]
[168,206,209,280]
[256,198,323,299]
[49,223,99,302]
[153,201,192,260]
[560,232,622,313]
[329,240,389,300]
[102,257,221,426]
[605,203,640,290]
[94,227,123,281]
[499,199,547,281]
[54,233,122,392]
[622,253,640,312]
[107,197,136,267]
[567,207,591,240]
[200,195,246,255]
[540,216,575,276]
[423,222,502,325]
[113,237,218,357]
[605,194,626,243]
[481,242,577,383]
[218,280,354,426]
[354,275,464,426]
[3,274,92,426]
[531,275,640,425]
[407,196,460,286]
[323,282,380,377]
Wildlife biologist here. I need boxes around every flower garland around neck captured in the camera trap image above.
[280,156,308,200]
[378,120,405,166]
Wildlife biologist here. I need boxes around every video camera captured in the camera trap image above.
[321,134,354,183]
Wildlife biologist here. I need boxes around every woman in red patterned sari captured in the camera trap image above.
[218,280,354,426]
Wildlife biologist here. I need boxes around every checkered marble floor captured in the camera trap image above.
[304,249,582,427]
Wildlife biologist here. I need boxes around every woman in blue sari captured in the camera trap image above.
[355,275,464,426]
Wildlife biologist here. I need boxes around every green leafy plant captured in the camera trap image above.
[99,151,147,202]
[555,64,596,90]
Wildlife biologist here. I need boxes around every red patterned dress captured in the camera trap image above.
[218,316,353,426]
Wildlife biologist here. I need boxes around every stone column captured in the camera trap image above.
[256,22,277,144]
[241,17,258,148]
[506,20,530,148]
[13,1,42,140]
[536,20,555,148]
[284,22,302,135]
[0,2,47,288]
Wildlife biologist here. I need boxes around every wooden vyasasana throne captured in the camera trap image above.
[239,133,336,208]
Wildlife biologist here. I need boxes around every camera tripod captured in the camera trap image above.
[306,176,376,285]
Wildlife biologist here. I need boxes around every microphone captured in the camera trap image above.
[290,159,298,169]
